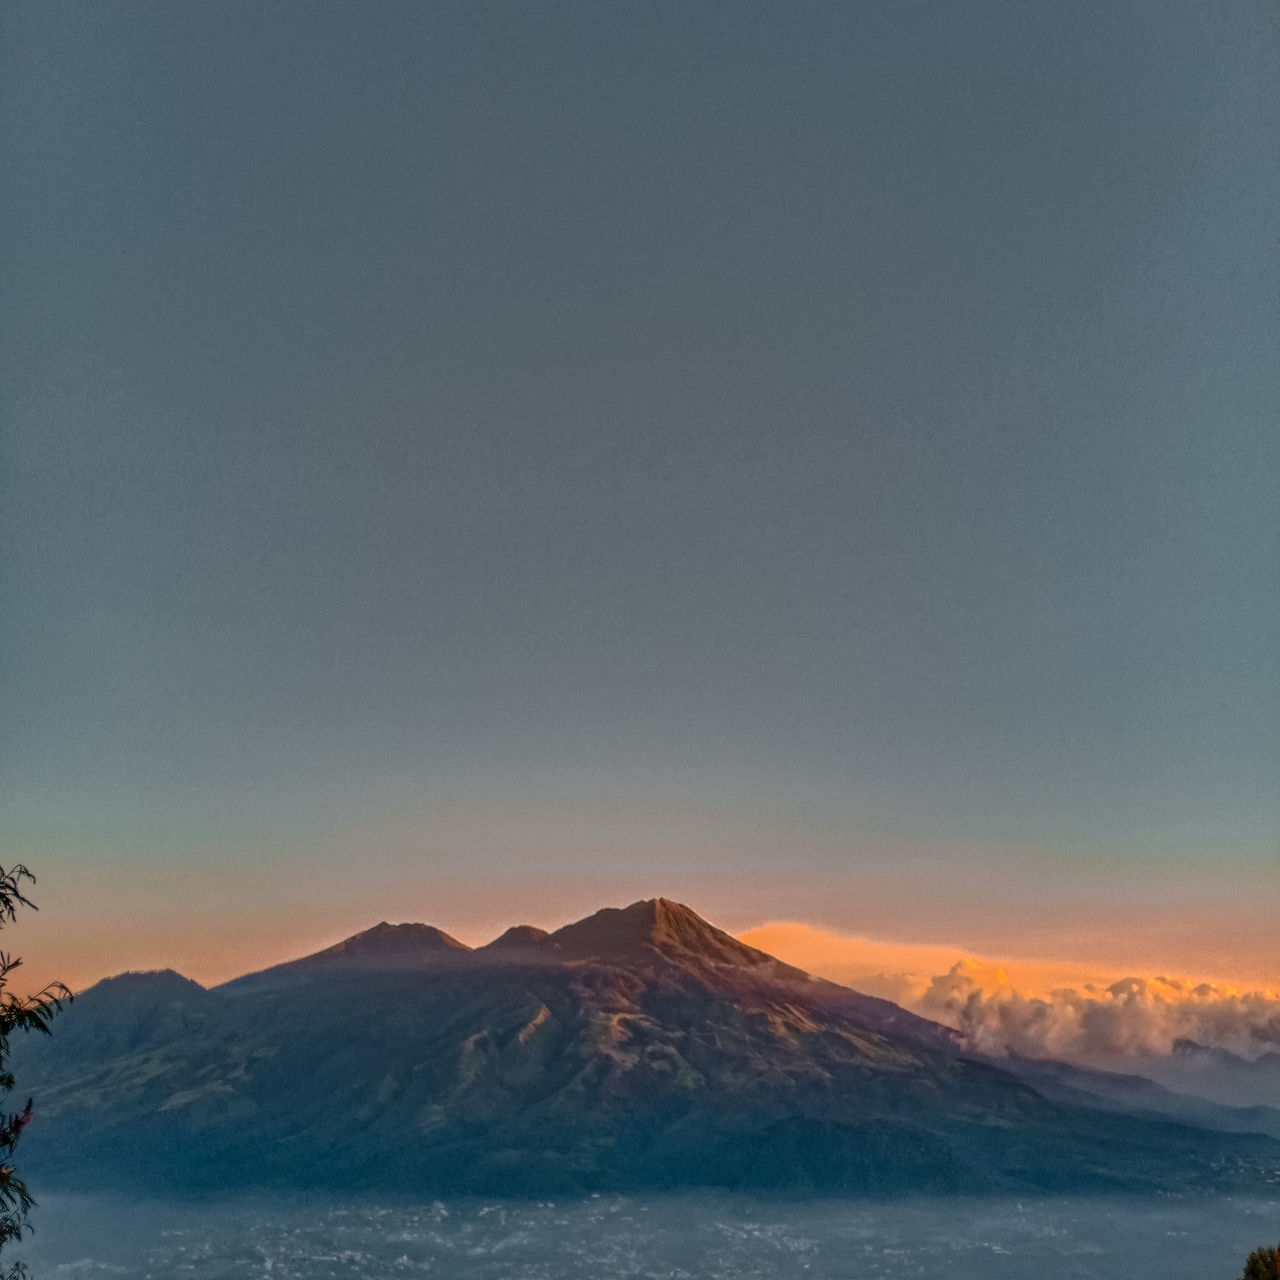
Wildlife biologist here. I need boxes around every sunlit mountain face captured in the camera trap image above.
[16,900,1280,1199]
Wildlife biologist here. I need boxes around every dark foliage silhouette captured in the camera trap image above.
[0,866,69,1280]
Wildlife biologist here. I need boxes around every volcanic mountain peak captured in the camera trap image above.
[218,920,471,994]
[549,897,797,972]
[478,924,553,955]
[84,968,207,1002]
[315,920,471,960]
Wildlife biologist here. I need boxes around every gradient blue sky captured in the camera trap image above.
[3,2,1277,989]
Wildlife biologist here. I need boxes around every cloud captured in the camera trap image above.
[916,963,1280,1062]
[739,922,1280,1063]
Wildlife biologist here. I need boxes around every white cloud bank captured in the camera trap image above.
[739,922,1280,1064]
[916,961,1280,1062]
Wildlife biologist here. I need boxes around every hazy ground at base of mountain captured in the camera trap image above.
[12,1191,1280,1280]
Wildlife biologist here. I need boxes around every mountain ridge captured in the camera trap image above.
[17,898,1280,1197]
[214,897,812,995]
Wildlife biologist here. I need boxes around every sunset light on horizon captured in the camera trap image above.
[3,16,1277,1271]
[5,5,1278,1274]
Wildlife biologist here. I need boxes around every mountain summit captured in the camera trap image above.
[477,924,554,957]
[548,897,793,970]
[309,920,471,961]
[222,920,471,994]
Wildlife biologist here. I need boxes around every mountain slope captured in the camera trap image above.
[1002,1055,1280,1140]
[16,900,1280,1196]
[220,920,472,995]
[1132,1040,1280,1109]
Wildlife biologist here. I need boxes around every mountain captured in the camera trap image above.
[15,899,1280,1197]
[33,968,212,1063]
[476,924,555,957]
[1129,1040,1280,1109]
[547,897,797,970]
[221,920,472,995]
[304,919,472,961]
[1002,1054,1280,1141]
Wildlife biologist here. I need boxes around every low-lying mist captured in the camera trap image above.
[15,1192,1280,1279]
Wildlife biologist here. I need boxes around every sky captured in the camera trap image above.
[3,2,1277,1002]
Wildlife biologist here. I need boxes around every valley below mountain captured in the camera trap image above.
[16,1190,1280,1280]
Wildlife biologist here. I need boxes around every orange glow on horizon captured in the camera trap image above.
[736,920,1263,1002]
[737,921,1112,1002]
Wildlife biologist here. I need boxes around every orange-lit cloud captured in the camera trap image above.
[740,922,1280,1063]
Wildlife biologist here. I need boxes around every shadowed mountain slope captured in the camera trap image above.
[1002,1055,1280,1141]
[1132,1040,1280,1109]
[16,900,1280,1197]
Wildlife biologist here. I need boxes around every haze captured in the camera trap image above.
[16,1192,1280,1279]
